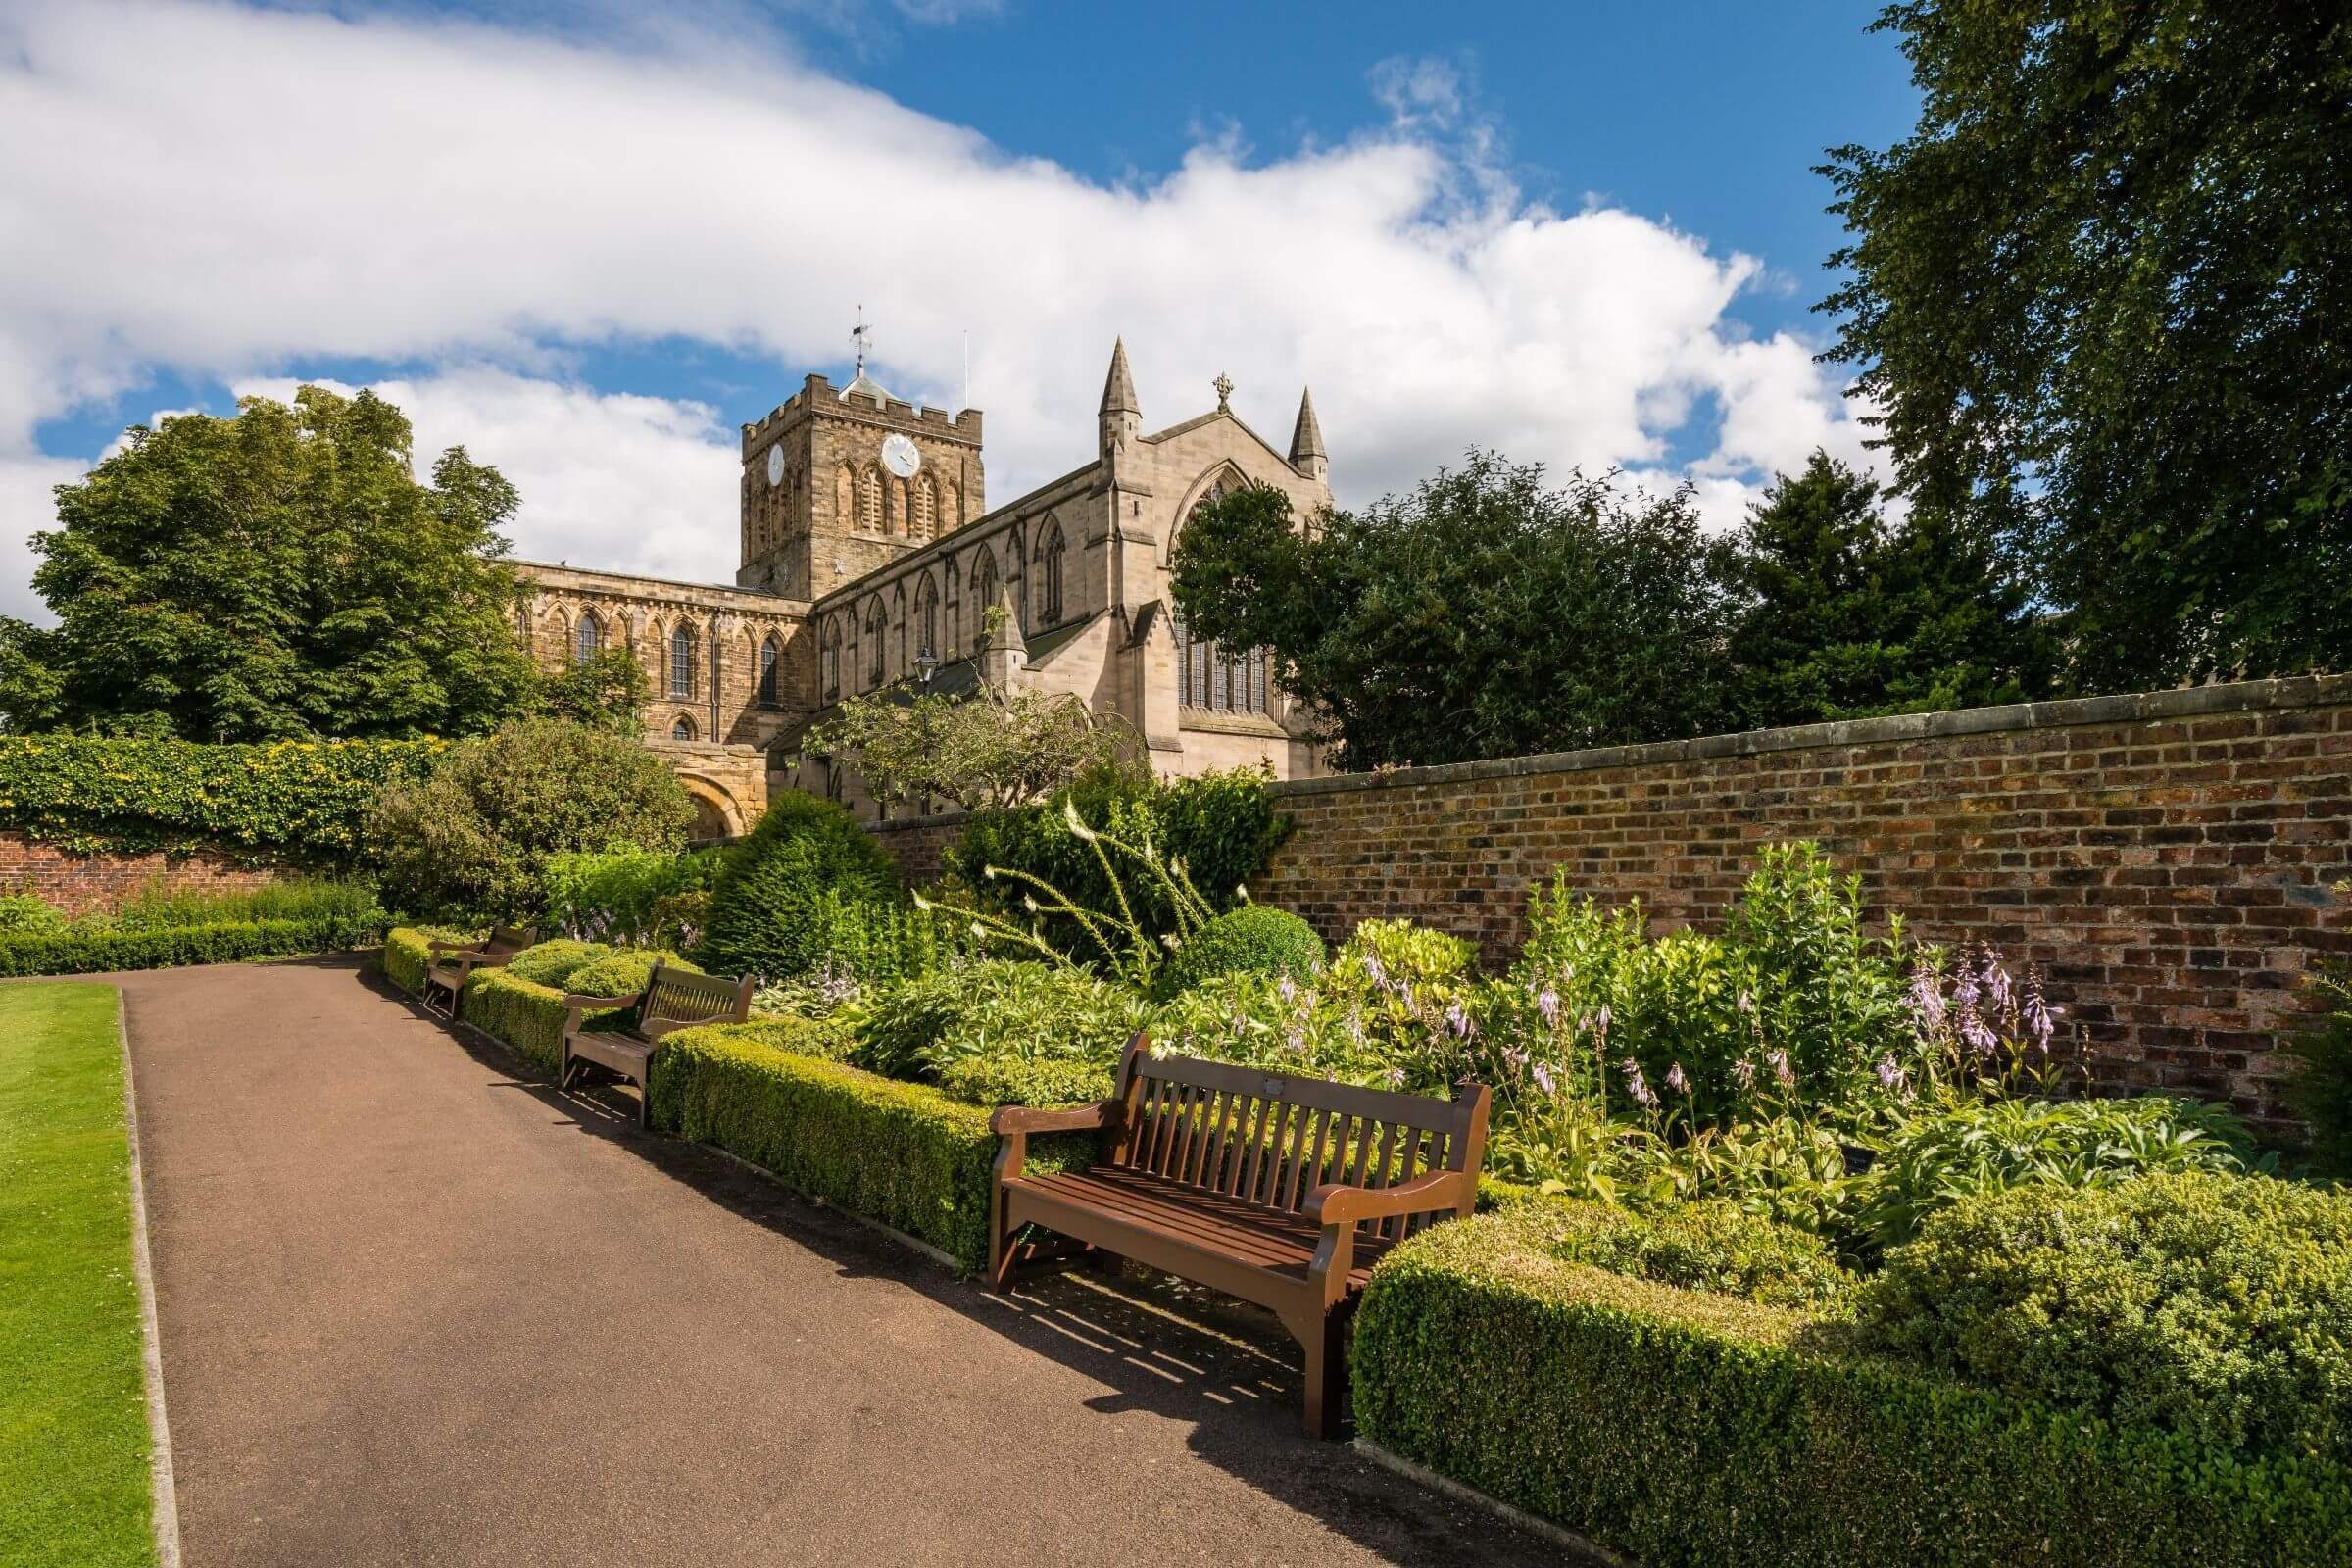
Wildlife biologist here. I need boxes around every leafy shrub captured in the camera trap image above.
[0,734,443,858]
[0,893,66,936]
[1481,1193,1852,1308]
[2282,961,2352,1175]
[502,940,615,990]
[1157,905,1326,998]
[1514,844,1913,1130]
[1844,1093,2269,1252]
[696,792,902,982]
[646,1024,1094,1271]
[846,958,1147,1084]
[0,917,376,977]
[1353,1214,2352,1567]
[368,719,693,921]
[562,949,704,1003]
[937,1054,1117,1110]
[542,847,721,945]
[947,764,1287,951]
[1144,919,1483,1093]
[818,895,971,987]
[1854,1172,2352,1463]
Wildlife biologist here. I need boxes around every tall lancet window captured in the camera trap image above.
[574,612,603,664]
[668,623,697,699]
[1036,519,1066,625]
[758,634,781,707]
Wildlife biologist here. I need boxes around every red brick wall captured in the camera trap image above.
[868,814,959,887]
[1254,677,2352,1134]
[0,833,290,918]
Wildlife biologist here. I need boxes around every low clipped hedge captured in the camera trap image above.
[502,940,616,989]
[459,968,575,1068]
[1853,1172,2352,1463]
[937,1054,1116,1111]
[647,1025,1095,1272]
[381,924,470,994]
[0,915,376,977]
[1476,1193,1852,1309]
[1353,1214,2352,1568]
[1157,904,1327,998]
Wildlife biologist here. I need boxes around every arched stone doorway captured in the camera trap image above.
[677,775,746,844]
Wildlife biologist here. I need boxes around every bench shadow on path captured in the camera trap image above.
[337,956,1563,1566]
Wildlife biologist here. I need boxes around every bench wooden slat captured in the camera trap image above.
[989,1033,1491,1438]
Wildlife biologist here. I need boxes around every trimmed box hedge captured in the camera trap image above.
[0,916,373,977]
[647,1025,1095,1273]
[381,925,468,995]
[1353,1214,2352,1568]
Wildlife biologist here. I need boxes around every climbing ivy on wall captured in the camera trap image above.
[0,736,446,860]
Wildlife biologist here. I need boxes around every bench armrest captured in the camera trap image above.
[562,992,642,1009]
[562,992,641,1031]
[990,1100,1117,1136]
[1304,1169,1471,1228]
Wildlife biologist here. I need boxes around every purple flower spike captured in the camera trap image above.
[1664,1062,1690,1095]
[1531,1062,1558,1096]
[1537,987,1561,1028]
[1767,1049,1794,1090]
[1620,1057,1657,1109]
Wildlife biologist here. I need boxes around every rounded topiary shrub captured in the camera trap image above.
[503,940,615,989]
[1853,1171,2352,1461]
[696,792,903,983]
[564,949,703,1001]
[1488,1193,1853,1309]
[1157,905,1326,998]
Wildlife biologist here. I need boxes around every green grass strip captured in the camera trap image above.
[0,983,156,1568]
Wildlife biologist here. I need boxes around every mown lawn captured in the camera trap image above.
[0,982,155,1568]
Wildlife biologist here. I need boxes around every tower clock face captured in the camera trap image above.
[765,445,785,487]
[880,433,921,480]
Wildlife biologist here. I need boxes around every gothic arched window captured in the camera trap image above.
[889,475,908,536]
[971,545,1000,632]
[863,599,885,688]
[1036,518,1066,625]
[892,583,908,675]
[671,713,696,741]
[574,611,603,664]
[821,616,843,703]
[758,633,781,707]
[915,573,940,662]
[913,472,937,540]
[860,466,884,532]
[668,623,696,700]
[834,465,855,529]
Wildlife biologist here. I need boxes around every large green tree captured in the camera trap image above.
[0,386,539,739]
[1168,456,1734,769]
[1722,451,2055,727]
[1822,2,2352,690]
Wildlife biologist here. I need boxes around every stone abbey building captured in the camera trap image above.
[513,341,1332,839]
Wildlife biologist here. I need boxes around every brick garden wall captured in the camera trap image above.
[1254,677,2352,1134]
[868,813,959,887]
[0,832,290,918]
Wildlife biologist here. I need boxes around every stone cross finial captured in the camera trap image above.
[1213,372,1234,411]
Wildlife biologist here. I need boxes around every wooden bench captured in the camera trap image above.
[987,1035,1491,1438]
[421,925,537,1015]
[559,960,754,1127]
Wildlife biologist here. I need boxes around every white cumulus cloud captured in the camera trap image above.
[0,0,1878,622]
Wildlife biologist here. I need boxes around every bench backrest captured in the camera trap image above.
[1107,1036,1490,1240]
[638,961,755,1040]
[484,924,538,957]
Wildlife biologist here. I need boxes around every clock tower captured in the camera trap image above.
[736,358,986,600]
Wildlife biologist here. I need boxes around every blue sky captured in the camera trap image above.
[1,0,1917,616]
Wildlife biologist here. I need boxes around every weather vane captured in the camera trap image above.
[852,307,873,379]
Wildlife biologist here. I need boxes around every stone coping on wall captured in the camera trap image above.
[1268,674,2352,798]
